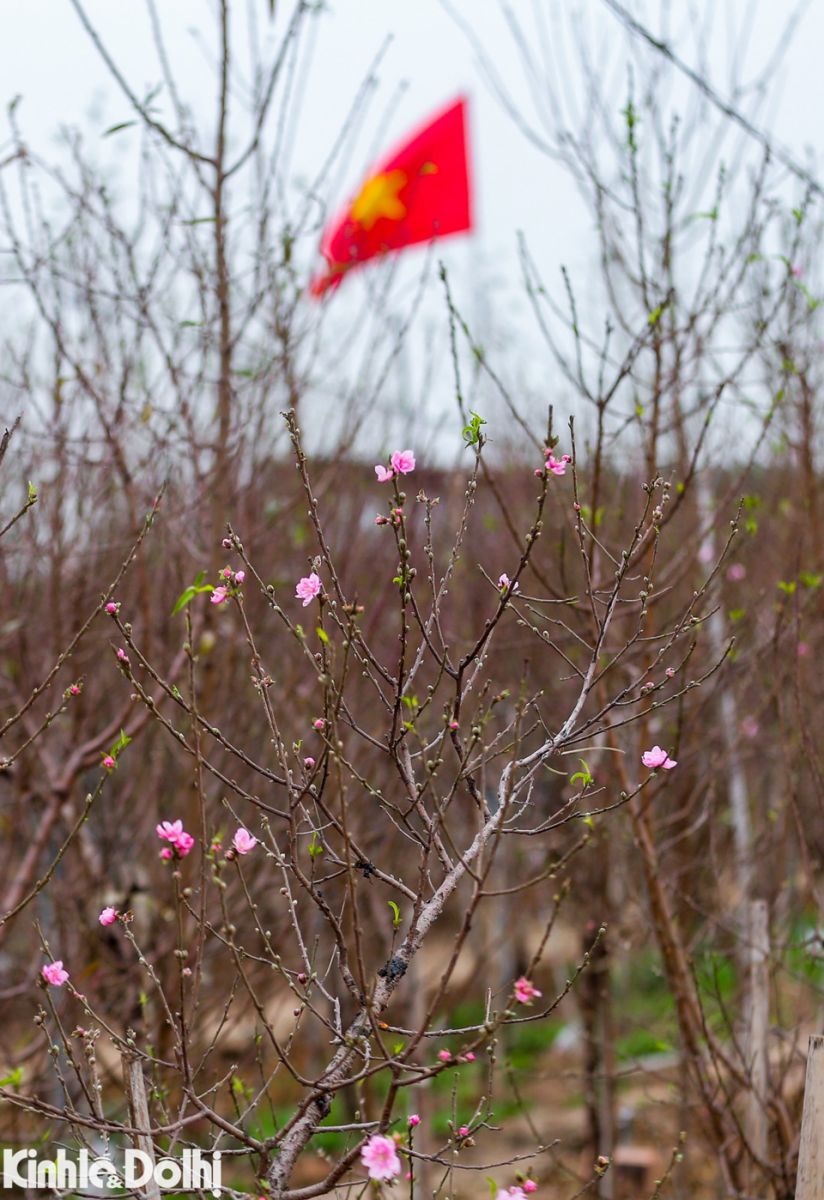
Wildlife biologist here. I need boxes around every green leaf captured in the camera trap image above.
[26,480,37,503]
[462,410,487,448]
[799,571,822,590]
[388,900,401,928]
[103,121,137,137]
[777,579,796,595]
[316,626,329,644]
[171,571,212,615]
[0,1067,23,1088]
[570,758,594,787]
[308,830,324,859]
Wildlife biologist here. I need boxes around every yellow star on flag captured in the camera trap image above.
[351,169,407,231]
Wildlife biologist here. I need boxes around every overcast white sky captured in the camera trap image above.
[1,1,822,455]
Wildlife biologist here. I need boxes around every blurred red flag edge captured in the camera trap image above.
[309,96,473,297]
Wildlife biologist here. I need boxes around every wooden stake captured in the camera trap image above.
[122,1051,162,1200]
[796,1035,824,1200]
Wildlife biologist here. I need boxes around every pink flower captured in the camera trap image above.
[304,756,316,768]
[157,820,184,843]
[727,563,746,582]
[313,719,325,731]
[791,263,804,279]
[42,961,69,987]
[102,755,115,770]
[160,847,173,860]
[498,573,519,594]
[234,570,245,584]
[437,1049,452,1062]
[105,602,119,615]
[449,720,459,730]
[665,667,675,679]
[374,514,389,525]
[375,464,394,483]
[641,745,677,770]
[463,1051,476,1062]
[458,1126,469,1138]
[69,684,81,696]
[176,831,195,857]
[98,907,118,927]
[232,828,257,855]
[221,566,232,579]
[523,1182,538,1194]
[798,641,811,658]
[211,586,229,606]
[499,1189,527,1200]
[514,976,542,1005]
[295,573,322,607]
[360,1134,401,1182]
[116,648,128,662]
[408,1114,420,1127]
[157,820,195,857]
[545,452,571,476]
[390,449,416,475]
[741,715,759,740]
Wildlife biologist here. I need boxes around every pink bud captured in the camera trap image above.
[102,755,115,770]
[408,1114,420,1127]
[304,756,315,768]
[464,1051,476,1062]
[105,602,119,615]
[313,719,325,731]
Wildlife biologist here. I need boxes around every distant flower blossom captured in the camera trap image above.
[727,563,746,582]
[156,820,195,857]
[791,263,804,278]
[698,543,714,564]
[360,1134,401,1182]
[514,976,542,1005]
[295,573,322,607]
[498,573,519,594]
[798,641,811,658]
[98,907,117,927]
[741,715,759,740]
[232,828,257,855]
[390,449,416,475]
[375,464,394,483]
[42,961,69,987]
[211,586,229,606]
[545,453,571,476]
[641,745,677,770]
[499,1188,527,1200]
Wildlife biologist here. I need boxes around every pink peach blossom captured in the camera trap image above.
[116,648,128,662]
[390,449,416,475]
[157,820,184,843]
[458,1126,469,1138]
[741,716,759,740]
[211,586,229,606]
[360,1134,401,1182]
[105,602,119,614]
[545,452,571,476]
[375,464,394,483]
[234,570,245,584]
[437,1049,452,1062]
[498,573,519,593]
[523,1182,538,1194]
[463,1051,476,1062]
[408,1114,421,1127]
[295,573,322,607]
[727,563,746,582]
[304,756,316,768]
[160,847,173,860]
[176,831,195,857]
[514,976,542,1005]
[499,1189,527,1200]
[102,755,115,770]
[42,961,69,987]
[641,745,677,770]
[665,667,675,679]
[232,828,257,855]
[98,907,117,927]
[313,719,325,730]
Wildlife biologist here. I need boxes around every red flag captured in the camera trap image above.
[310,96,472,296]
